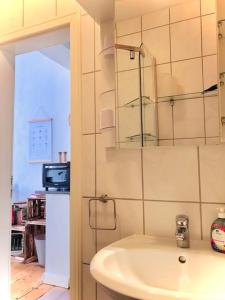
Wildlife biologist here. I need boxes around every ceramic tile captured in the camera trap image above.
[157,102,173,140]
[82,135,95,197]
[219,30,225,74]
[82,198,96,263]
[24,0,55,27]
[118,106,140,143]
[220,89,225,117]
[156,64,181,98]
[174,138,205,146]
[170,0,200,22]
[142,26,170,65]
[100,57,116,92]
[81,15,95,73]
[144,201,201,240]
[173,98,205,138]
[82,264,96,300]
[0,1,23,36]
[202,14,217,56]
[96,135,142,199]
[57,0,79,16]
[118,141,141,149]
[158,139,174,146]
[143,146,199,201]
[170,18,201,61]
[172,58,203,94]
[96,90,115,134]
[116,33,141,71]
[96,70,115,97]
[142,9,169,30]
[205,97,220,137]
[206,137,220,144]
[217,0,225,20]
[116,17,141,37]
[95,69,116,133]
[201,0,216,15]
[143,67,157,102]
[97,284,114,300]
[203,55,218,91]
[97,199,143,251]
[199,145,225,203]
[143,104,158,141]
[82,73,95,134]
[95,23,102,71]
[117,69,140,107]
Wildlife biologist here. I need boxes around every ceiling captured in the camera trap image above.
[116,0,191,21]
[77,0,192,23]
[77,0,114,23]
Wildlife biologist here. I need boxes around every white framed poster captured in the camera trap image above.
[29,118,52,163]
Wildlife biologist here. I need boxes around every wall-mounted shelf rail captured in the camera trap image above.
[125,133,157,142]
[118,96,154,108]
[158,90,218,103]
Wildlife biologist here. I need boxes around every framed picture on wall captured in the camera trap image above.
[29,118,52,163]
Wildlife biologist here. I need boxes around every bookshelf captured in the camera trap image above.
[11,196,46,263]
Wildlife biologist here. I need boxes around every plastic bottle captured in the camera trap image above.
[211,207,225,253]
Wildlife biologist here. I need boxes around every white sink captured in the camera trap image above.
[90,235,225,300]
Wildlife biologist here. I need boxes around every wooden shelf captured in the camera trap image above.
[26,219,46,226]
[11,225,26,232]
[11,198,46,264]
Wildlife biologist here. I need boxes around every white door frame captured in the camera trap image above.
[0,14,82,300]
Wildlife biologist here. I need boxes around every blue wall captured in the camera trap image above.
[12,51,70,201]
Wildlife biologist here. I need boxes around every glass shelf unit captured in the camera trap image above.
[125,133,157,142]
[118,96,153,108]
[118,90,218,110]
[158,90,218,103]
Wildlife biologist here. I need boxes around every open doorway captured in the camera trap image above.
[9,28,71,300]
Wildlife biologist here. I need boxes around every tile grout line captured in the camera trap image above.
[83,195,225,205]
[113,20,118,148]
[141,149,145,235]
[197,146,204,240]
[140,16,146,235]
[115,53,217,75]
[169,8,175,145]
[200,0,207,145]
[116,12,216,39]
[115,23,121,147]
[93,19,98,300]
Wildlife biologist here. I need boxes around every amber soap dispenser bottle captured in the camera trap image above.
[211,207,225,254]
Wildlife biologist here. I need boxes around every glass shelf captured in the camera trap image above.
[158,90,218,102]
[125,133,157,142]
[118,90,218,109]
[119,96,154,108]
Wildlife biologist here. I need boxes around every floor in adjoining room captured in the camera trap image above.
[11,260,69,300]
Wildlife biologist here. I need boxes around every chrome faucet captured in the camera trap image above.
[175,215,190,248]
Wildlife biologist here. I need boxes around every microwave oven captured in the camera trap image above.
[42,162,70,191]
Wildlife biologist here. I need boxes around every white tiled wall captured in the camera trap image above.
[80,1,224,300]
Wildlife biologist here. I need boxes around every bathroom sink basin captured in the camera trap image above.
[90,235,225,300]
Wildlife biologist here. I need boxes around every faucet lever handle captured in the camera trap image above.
[176,215,189,227]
